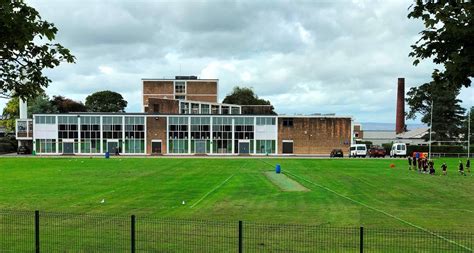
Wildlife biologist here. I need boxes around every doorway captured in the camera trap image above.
[282,141,293,154]
[63,139,74,155]
[151,140,162,154]
[238,140,250,154]
[195,140,206,154]
[107,140,120,155]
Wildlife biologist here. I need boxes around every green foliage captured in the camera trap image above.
[355,140,373,146]
[406,80,465,141]
[408,0,473,89]
[85,90,127,112]
[27,94,58,117]
[0,1,75,100]
[222,86,275,114]
[407,145,465,156]
[51,95,87,113]
[0,136,17,153]
[0,97,19,132]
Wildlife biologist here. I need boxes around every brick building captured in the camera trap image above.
[17,75,353,156]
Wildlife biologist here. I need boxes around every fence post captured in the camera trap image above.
[131,215,136,253]
[238,220,243,253]
[35,210,40,253]
[359,226,364,253]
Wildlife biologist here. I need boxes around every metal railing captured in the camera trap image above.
[0,210,472,252]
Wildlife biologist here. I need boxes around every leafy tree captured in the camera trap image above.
[27,94,58,117]
[408,1,473,89]
[85,91,127,112]
[0,1,75,100]
[0,97,19,132]
[51,95,87,113]
[222,86,275,114]
[406,79,466,141]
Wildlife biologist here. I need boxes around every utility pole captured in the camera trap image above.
[428,100,434,160]
[468,108,471,158]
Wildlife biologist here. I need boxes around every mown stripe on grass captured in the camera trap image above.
[283,170,472,252]
[190,174,234,208]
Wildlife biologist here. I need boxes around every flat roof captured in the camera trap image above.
[142,78,218,81]
[32,112,351,119]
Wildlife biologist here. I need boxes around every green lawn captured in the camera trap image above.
[0,157,473,252]
[0,157,472,230]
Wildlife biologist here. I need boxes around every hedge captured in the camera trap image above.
[0,136,17,153]
[407,145,465,156]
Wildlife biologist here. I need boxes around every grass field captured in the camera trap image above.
[0,157,472,232]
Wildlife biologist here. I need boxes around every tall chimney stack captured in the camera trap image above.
[395,78,405,134]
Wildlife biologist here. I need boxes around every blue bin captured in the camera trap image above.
[276,164,281,174]
[105,152,110,159]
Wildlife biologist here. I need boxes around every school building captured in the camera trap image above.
[15,76,354,156]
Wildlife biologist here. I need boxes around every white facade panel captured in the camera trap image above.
[34,124,58,139]
[255,125,277,140]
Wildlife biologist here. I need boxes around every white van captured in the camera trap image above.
[349,144,367,158]
[390,143,407,158]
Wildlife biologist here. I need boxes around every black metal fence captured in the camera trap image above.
[0,210,473,252]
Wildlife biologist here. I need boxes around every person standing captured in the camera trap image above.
[408,156,413,170]
[429,160,435,175]
[459,160,465,176]
[441,162,447,176]
[413,156,417,170]
[466,159,471,174]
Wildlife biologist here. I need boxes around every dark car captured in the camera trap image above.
[368,146,386,158]
[330,149,344,158]
[17,146,31,155]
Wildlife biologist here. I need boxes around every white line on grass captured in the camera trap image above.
[283,170,472,252]
[190,174,235,208]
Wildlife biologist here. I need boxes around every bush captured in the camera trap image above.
[381,143,393,155]
[0,136,17,153]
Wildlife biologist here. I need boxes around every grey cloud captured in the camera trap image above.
[1,0,470,123]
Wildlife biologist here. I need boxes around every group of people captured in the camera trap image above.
[407,156,471,176]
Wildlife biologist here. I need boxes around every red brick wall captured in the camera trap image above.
[145,98,179,114]
[146,117,167,154]
[278,117,351,155]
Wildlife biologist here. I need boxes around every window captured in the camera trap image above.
[257,117,276,126]
[80,116,101,153]
[231,107,240,114]
[282,118,294,127]
[256,140,275,154]
[191,103,199,114]
[175,95,186,100]
[174,81,186,94]
[180,102,189,114]
[169,117,189,154]
[201,104,210,114]
[212,117,233,153]
[35,139,56,153]
[125,116,145,153]
[221,106,230,114]
[35,116,56,124]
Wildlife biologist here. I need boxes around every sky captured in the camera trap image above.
[1,0,472,123]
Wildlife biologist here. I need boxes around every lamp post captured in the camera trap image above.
[428,100,434,160]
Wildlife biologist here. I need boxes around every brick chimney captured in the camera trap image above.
[395,78,405,134]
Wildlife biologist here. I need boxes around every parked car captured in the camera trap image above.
[390,143,407,158]
[330,149,344,158]
[368,146,386,158]
[17,145,31,155]
[349,144,367,158]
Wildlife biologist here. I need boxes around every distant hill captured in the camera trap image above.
[360,122,426,131]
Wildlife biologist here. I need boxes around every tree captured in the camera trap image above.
[85,91,127,112]
[406,79,466,141]
[27,94,58,117]
[51,96,87,113]
[0,1,75,100]
[222,86,275,114]
[0,97,19,132]
[408,1,473,89]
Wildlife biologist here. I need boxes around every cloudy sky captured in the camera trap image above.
[1,0,472,123]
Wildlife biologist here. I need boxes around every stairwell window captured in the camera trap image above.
[282,118,293,127]
[174,81,186,94]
